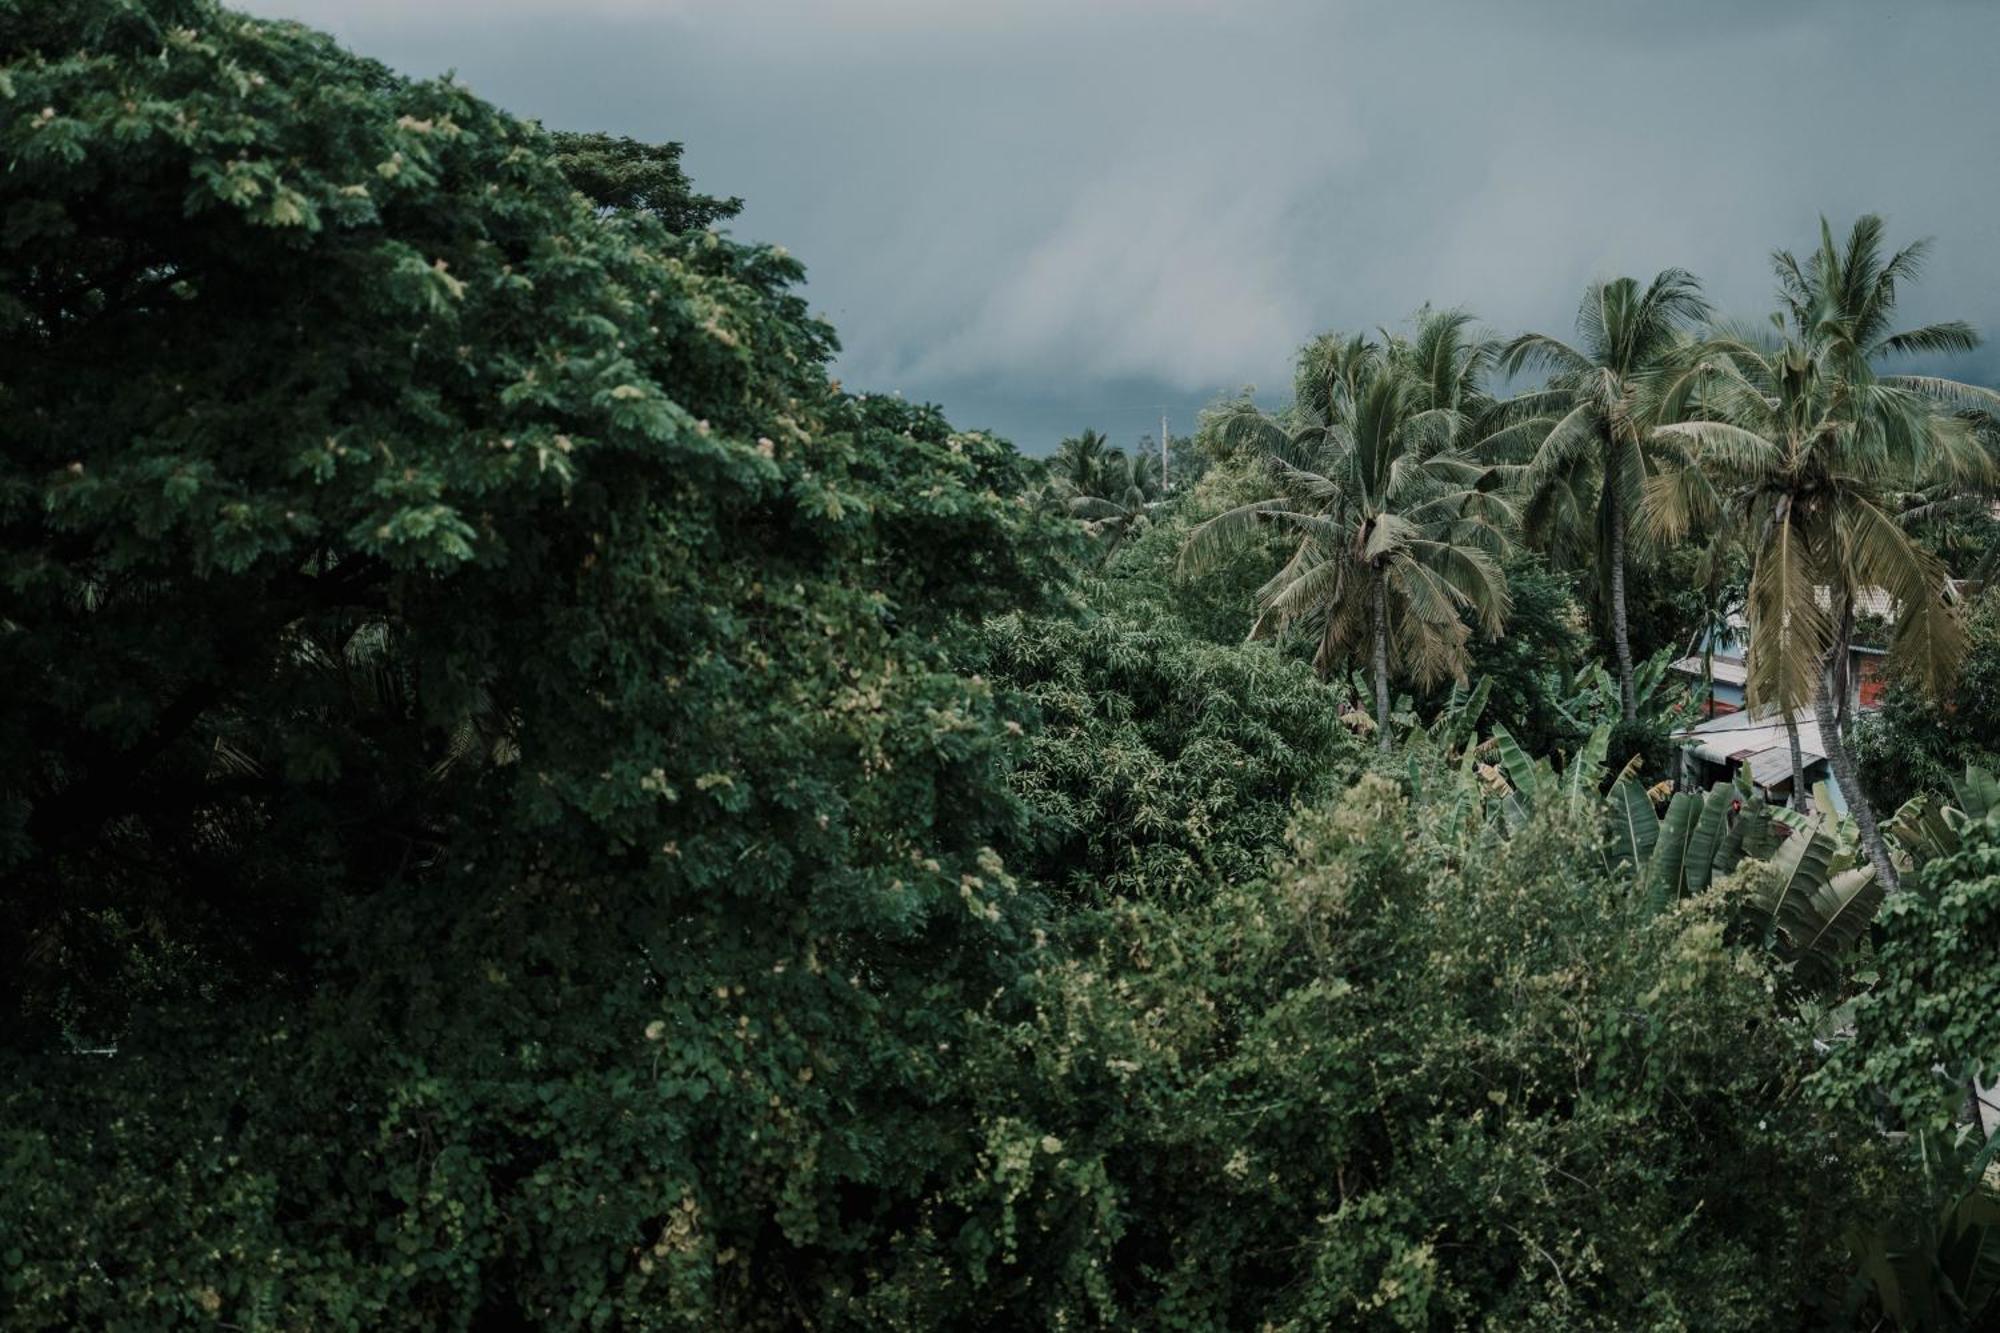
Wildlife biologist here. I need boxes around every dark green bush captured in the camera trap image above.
[1816,797,2000,1328]
[961,777,1890,1328]
[0,2,1065,1326]
[975,609,1360,903]
[1854,589,2000,812]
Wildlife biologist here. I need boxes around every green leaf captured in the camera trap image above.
[1786,866,1883,965]
[1712,797,1752,880]
[1566,723,1610,801]
[1950,765,2000,825]
[1609,776,1658,870]
[1492,723,1541,807]
[1648,791,1699,911]
[1763,827,1835,938]
[1682,785,1732,892]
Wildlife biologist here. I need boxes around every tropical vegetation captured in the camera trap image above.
[1502,268,1712,723]
[1181,313,1514,750]
[3,1,1999,1329]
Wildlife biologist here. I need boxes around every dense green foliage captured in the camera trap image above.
[972,776,1891,1327]
[1117,455,1295,646]
[1453,551,1591,756]
[1856,588,2000,810]
[1838,783,2000,1141]
[6,1,2000,1329]
[1,4,1063,1326]
[975,604,1358,905]
[1821,784,2000,1327]
[546,130,742,234]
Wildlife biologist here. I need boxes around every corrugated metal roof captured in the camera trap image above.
[1811,581,1963,622]
[1679,709,1825,767]
[1745,747,1799,788]
[1668,654,1747,686]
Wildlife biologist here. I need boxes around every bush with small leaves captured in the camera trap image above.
[0,2,1065,1327]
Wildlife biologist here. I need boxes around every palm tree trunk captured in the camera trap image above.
[1783,711,1807,812]
[1833,601,1857,734]
[1372,572,1392,754]
[1608,490,1637,724]
[1812,662,1898,892]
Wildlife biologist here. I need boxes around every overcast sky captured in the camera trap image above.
[246,0,2000,454]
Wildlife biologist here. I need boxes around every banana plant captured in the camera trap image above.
[1753,812,1883,992]
[1484,721,1891,989]
[1440,729,1990,1002]
[1886,766,2000,870]
[1482,719,1615,826]
[1409,675,1493,758]
[1600,763,1808,913]
[1549,648,1688,734]
[1626,774,1882,989]
[1848,1131,2000,1332]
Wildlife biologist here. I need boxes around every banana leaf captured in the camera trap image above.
[1609,776,1659,870]
[1647,791,1699,911]
[1682,785,1732,892]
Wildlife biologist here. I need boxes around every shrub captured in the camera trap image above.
[961,777,1889,1328]
[975,609,1360,903]
[0,3,1064,1326]
[1816,793,2000,1328]
[1854,589,2000,812]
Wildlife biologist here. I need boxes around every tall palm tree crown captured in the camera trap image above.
[1181,309,1514,751]
[1049,427,1117,500]
[1064,448,1163,564]
[1645,215,1997,887]
[1499,269,1712,722]
[1648,218,1992,712]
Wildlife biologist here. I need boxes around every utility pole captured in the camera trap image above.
[1160,412,1169,491]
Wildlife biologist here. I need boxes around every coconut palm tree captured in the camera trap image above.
[1498,270,1713,723]
[1683,545,1742,706]
[1037,428,1168,562]
[1049,427,1116,500]
[1645,217,1996,887]
[1066,449,1162,565]
[1180,313,1514,752]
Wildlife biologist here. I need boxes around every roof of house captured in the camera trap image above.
[1676,708,1826,770]
[1812,578,1968,623]
[1667,654,1747,687]
[1744,746,1801,788]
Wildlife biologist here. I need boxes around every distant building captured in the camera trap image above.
[1664,580,1954,719]
[1677,707,1840,811]
[1666,614,1751,717]
[1665,578,1974,809]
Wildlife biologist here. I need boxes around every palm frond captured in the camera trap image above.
[1841,497,1965,698]
[1651,420,1781,478]
[1879,374,2000,415]
[1499,331,1593,381]
[1178,498,1298,578]
[1874,320,1981,360]
[1745,514,1834,712]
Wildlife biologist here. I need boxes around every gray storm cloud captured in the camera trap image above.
[245,0,2000,450]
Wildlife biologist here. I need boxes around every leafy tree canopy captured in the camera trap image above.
[975,605,1360,905]
[548,129,743,233]
[965,776,1892,1327]
[4,2,1998,1330]
[0,1,1068,1325]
